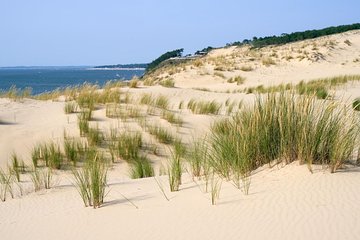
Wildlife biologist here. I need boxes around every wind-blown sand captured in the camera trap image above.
[1,31,360,240]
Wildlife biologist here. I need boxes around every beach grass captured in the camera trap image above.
[10,153,21,182]
[187,138,209,178]
[209,90,359,191]
[154,95,170,110]
[353,98,360,111]
[78,113,90,137]
[64,101,78,114]
[116,131,142,161]
[148,125,174,144]
[0,169,14,201]
[227,76,246,85]
[210,176,222,205]
[72,154,108,208]
[162,110,183,126]
[140,93,154,105]
[64,138,79,166]
[168,152,182,192]
[129,156,155,179]
[87,127,103,146]
[160,78,175,88]
[187,99,222,115]
[129,78,139,88]
[48,143,63,170]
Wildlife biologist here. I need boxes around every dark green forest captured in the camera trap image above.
[229,23,360,48]
[145,48,184,73]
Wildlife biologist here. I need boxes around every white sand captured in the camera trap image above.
[1,31,360,239]
[0,163,359,240]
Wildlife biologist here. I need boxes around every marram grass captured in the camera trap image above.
[209,91,359,193]
[72,154,108,209]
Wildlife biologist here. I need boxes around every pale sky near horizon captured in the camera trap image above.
[1,0,359,67]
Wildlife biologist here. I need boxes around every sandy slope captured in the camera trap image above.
[0,163,359,240]
[151,30,360,91]
[1,31,360,240]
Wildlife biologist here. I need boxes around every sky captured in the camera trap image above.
[0,0,359,67]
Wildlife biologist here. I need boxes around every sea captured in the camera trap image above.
[0,66,145,95]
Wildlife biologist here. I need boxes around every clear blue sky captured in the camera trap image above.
[1,0,359,67]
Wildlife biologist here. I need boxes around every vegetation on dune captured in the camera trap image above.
[146,48,184,73]
[0,169,14,201]
[116,132,142,161]
[147,125,174,144]
[229,23,360,48]
[210,92,359,189]
[187,99,222,115]
[352,98,360,111]
[72,154,108,208]
[129,156,154,179]
[245,75,360,98]
[159,78,175,88]
[162,110,183,126]
[0,85,32,101]
[64,101,78,114]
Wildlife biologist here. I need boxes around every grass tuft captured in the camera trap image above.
[129,156,155,179]
[353,98,360,111]
[148,125,174,144]
[72,154,108,208]
[187,99,222,115]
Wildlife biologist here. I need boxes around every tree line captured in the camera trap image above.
[229,23,360,48]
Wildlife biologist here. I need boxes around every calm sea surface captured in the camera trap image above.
[0,66,144,95]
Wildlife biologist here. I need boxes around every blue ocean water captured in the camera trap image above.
[0,66,144,95]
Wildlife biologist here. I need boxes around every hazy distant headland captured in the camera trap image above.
[92,63,148,70]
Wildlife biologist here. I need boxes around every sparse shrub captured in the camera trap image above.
[228,76,246,85]
[261,57,276,66]
[160,79,175,88]
[214,71,226,79]
[344,39,352,46]
[129,78,139,88]
[193,59,204,67]
[240,65,253,71]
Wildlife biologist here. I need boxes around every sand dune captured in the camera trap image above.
[1,31,360,240]
[0,163,359,240]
